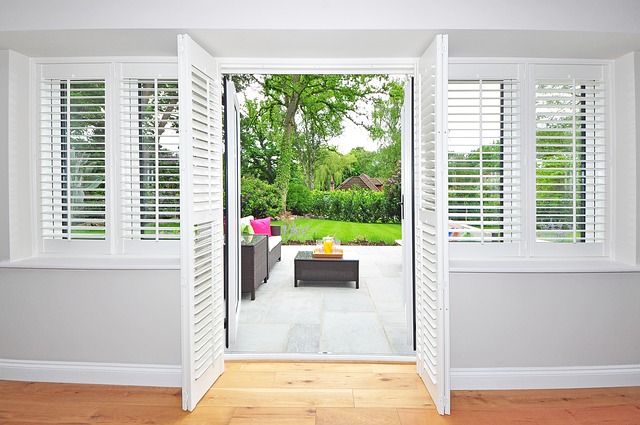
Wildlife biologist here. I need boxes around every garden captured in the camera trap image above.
[236,74,405,245]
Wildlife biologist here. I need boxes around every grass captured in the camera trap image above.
[272,218,401,245]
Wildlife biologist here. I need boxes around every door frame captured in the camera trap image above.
[220,59,420,360]
[220,58,433,361]
[224,77,242,346]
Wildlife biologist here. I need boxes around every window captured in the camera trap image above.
[448,80,521,247]
[37,61,180,255]
[448,61,609,258]
[40,78,107,243]
[121,78,180,246]
[534,79,606,245]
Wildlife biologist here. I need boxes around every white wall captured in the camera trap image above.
[450,272,640,368]
[0,50,31,262]
[2,0,639,33]
[614,52,640,264]
[0,268,181,365]
[0,51,9,261]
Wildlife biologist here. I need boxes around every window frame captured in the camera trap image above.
[448,59,612,260]
[118,62,181,255]
[448,62,524,258]
[448,77,523,257]
[33,59,180,256]
[527,63,610,258]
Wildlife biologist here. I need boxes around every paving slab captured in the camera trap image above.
[230,245,413,357]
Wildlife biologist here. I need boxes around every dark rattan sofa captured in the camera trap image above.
[240,215,282,275]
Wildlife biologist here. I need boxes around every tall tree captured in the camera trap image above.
[240,98,282,183]
[243,74,384,211]
[315,147,356,190]
[367,78,405,178]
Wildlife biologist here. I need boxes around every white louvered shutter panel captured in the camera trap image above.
[415,34,450,415]
[178,34,225,412]
[39,74,108,248]
[121,78,180,248]
[534,76,606,251]
[448,80,521,246]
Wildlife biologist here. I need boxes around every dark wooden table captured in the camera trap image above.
[294,250,359,288]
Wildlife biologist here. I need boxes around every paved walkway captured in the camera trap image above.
[227,245,414,356]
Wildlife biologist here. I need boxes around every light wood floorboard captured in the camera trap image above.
[1,361,639,424]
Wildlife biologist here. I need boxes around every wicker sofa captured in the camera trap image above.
[240,216,282,273]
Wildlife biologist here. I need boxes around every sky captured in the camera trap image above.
[328,119,377,154]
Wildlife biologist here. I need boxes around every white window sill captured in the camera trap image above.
[450,258,640,273]
[0,255,180,270]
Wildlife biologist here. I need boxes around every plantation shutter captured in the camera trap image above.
[120,65,180,252]
[532,65,607,256]
[38,64,109,252]
[178,34,225,411]
[414,34,450,415]
[447,79,521,248]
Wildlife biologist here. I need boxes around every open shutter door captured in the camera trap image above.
[401,79,415,346]
[414,34,450,415]
[224,78,242,345]
[178,34,225,411]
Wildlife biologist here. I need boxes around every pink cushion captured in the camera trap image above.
[250,217,272,236]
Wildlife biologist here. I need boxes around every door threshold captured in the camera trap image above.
[225,352,416,363]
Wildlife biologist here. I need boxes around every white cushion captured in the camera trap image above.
[267,235,281,252]
[240,215,254,229]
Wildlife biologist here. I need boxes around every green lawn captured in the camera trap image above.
[272,218,401,245]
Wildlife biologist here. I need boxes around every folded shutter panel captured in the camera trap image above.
[414,34,450,416]
[179,34,225,412]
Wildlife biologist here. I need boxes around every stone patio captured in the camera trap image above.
[227,245,414,356]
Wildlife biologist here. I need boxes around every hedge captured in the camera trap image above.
[308,189,399,223]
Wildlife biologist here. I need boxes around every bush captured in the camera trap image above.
[240,176,282,218]
[286,183,313,215]
[309,188,395,223]
[383,163,402,223]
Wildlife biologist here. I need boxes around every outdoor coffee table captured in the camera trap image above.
[294,250,359,289]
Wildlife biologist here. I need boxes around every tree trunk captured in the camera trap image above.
[275,75,301,213]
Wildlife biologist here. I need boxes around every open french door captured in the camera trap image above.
[401,78,415,347]
[414,34,450,415]
[178,34,225,411]
[224,78,242,345]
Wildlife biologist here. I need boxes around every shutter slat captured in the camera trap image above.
[40,78,107,241]
[448,79,521,244]
[534,79,606,243]
[120,78,180,242]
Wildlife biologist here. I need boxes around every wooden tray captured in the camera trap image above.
[312,248,343,258]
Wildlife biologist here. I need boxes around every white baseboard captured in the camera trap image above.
[0,359,181,387]
[451,364,640,390]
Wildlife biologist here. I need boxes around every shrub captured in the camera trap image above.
[240,175,282,218]
[383,163,402,223]
[309,188,393,223]
[286,183,313,215]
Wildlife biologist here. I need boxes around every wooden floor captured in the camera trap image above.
[1,361,639,424]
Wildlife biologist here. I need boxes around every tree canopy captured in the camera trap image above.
[234,74,405,213]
